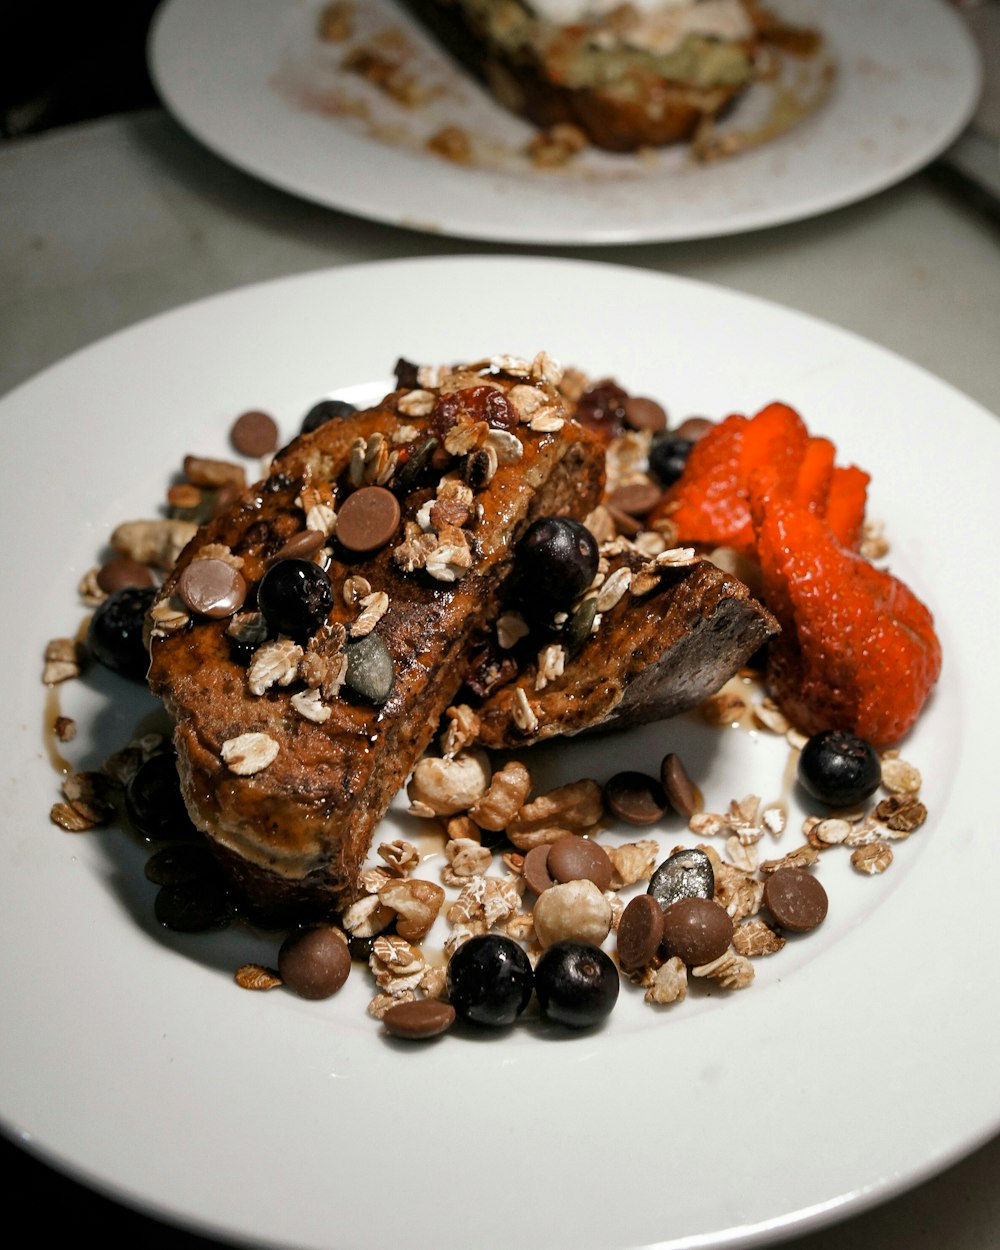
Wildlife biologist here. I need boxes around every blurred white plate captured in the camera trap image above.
[147,0,981,244]
[1,256,998,1250]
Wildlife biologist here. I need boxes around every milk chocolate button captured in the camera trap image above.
[623,396,668,432]
[763,868,828,933]
[382,998,456,1040]
[661,897,733,967]
[674,415,714,442]
[522,844,555,896]
[606,482,662,519]
[177,558,247,618]
[231,409,279,456]
[97,556,155,593]
[335,486,401,555]
[605,771,668,826]
[272,528,327,564]
[278,926,352,1000]
[547,834,613,891]
[660,752,698,819]
[617,894,665,971]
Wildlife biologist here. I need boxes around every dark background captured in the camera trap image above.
[0,1,161,139]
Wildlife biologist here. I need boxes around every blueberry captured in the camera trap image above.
[300,398,357,435]
[257,558,333,642]
[798,729,882,808]
[648,435,694,488]
[125,752,200,841]
[446,934,533,1027]
[534,941,619,1029]
[87,585,156,681]
[515,516,599,616]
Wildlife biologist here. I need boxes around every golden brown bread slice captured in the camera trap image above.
[146,355,606,918]
[463,543,778,748]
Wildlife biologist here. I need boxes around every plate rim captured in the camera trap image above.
[2,254,999,1250]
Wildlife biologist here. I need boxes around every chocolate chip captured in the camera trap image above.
[661,897,733,966]
[546,834,613,891]
[382,998,456,1040]
[617,894,665,971]
[660,752,699,819]
[177,558,247,618]
[673,416,714,441]
[605,771,668,825]
[522,844,554,896]
[647,847,715,911]
[272,529,327,564]
[623,396,668,432]
[231,409,279,457]
[606,482,662,519]
[278,926,352,1000]
[763,868,828,933]
[96,556,155,593]
[335,486,401,555]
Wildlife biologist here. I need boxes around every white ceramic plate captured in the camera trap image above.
[1,256,998,1250]
[147,0,980,244]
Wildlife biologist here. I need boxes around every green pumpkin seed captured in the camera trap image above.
[345,633,395,705]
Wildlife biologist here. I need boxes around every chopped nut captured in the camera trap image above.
[111,518,198,570]
[506,778,604,850]
[469,760,533,832]
[407,750,491,816]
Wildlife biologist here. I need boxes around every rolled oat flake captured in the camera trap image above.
[177,558,247,618]
[335,486,401,555]
[647,847,715,912]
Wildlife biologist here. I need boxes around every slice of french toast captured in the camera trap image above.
[461,543,778,748]
[146,354,605,919]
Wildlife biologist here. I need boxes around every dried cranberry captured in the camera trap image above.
[575,382,629,444]
[430,386,516,442]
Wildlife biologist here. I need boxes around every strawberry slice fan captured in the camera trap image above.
[655,403,942,748]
